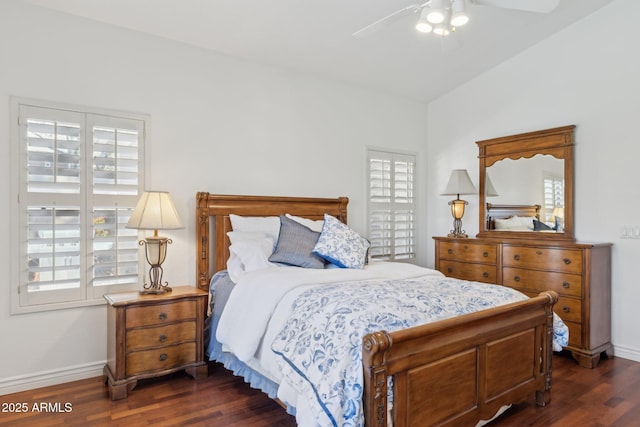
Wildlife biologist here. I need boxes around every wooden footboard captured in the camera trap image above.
[362,291,558,427]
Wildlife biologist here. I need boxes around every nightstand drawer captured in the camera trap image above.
[439,242,497,263]
[439,260,497,283]
[503,267,582,297]
[126,300,196,328]
[126,342,196,376]
[126,321,196,351]
[503,246,582,274]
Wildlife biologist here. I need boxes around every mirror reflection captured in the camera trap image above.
[485,154,564,231]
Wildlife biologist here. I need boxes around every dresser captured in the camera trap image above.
[434,236,612,368]
[103,286,209,400]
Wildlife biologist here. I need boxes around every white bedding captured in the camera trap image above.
[215,261,568,427]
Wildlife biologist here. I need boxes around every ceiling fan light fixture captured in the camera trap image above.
[426,0,446,24]
[433,8,452,36]
[450,0,469,27]
[415,8,433,33]
[433,24,451,37]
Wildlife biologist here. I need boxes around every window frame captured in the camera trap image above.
[366,147,417,262]
[10,97,149,314]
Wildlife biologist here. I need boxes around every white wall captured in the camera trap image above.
[0,2,428,394]
[426,0,640,361]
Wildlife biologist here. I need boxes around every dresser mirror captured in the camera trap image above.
[476,125,575,241]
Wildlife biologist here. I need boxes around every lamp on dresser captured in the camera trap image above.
[126,190,183,294]
[441,169,477,238]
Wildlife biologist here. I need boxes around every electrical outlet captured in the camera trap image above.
[621,225,640,239]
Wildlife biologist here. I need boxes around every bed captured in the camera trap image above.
[196,192,563,427]
[485,203,541,231]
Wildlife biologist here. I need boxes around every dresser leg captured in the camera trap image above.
[571,351,602,369]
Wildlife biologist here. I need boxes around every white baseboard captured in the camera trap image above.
[0,361,105,396]
[612,344,640,363]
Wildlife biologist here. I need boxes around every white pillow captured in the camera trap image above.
[229,214,280,245]
[285,213,325,232]
[494,216,531,231]
[226,231,278,281]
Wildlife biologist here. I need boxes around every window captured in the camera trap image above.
[367,148,416,261]
[11,98,147,312]
[543,174,564,223]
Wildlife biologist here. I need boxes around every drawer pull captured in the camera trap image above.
[483,252,488,258]
[514,275,520,282]
[562,282,570,289]
[447,249,453,254]
[159,353,168,362]
[159,313,168,321]
[563,258,572,265]
[513,254,520,261]
[482,272,489,278]
[159,334,167,342]
[463,245,468,250]
[447,267,453,273]
[536,250,543,255]
[562,306,570,313]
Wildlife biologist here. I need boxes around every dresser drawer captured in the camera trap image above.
[520,291,581,323]
[439,260,497,283]
[126,301,196,328]
[503,246,582,274]
[565,321,582,348]
[502,267,582,297]
[126,321,196,351]
[439,242,497,264]
[554,296,582,323]
[126,342,196,376]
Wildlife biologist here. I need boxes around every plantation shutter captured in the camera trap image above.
[543,175,563,222]
[367,149,416,261]
[16,102,145,309]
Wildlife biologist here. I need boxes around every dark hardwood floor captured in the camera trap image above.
[1,352,638,426]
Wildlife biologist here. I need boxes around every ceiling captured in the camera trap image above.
[19,0,615,103]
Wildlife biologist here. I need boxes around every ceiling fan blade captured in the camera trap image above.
[472,0,560,13]
[352,3,424,38]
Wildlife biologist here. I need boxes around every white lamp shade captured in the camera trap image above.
[441,169,477,196]
[126,191,184,230]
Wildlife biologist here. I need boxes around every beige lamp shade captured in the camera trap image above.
[485,173,499,197]
[441,169,477,196]
[126,191,183,231]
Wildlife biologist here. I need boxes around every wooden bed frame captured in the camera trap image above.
[485,203,541,230]
[195,192,558,427]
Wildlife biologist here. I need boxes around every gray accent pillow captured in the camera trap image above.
[269,215,326,269]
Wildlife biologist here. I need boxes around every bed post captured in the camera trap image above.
[362,331,392,427]
[536,290,558,406]
[196,192,211,292]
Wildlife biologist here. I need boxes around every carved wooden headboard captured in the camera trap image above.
[195,193,349,292]
[485,203,541,230]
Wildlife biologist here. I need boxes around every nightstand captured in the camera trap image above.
[103,286,209,400]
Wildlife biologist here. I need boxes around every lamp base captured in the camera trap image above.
[447,232,468,238]
[139,286,172,295]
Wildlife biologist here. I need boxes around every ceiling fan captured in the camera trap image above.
[352,0,561,38]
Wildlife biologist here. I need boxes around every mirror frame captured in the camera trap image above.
[476,125,575,241]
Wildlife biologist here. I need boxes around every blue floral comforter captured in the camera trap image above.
[271,276,569,427]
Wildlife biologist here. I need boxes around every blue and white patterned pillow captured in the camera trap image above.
[313,214,370,269]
